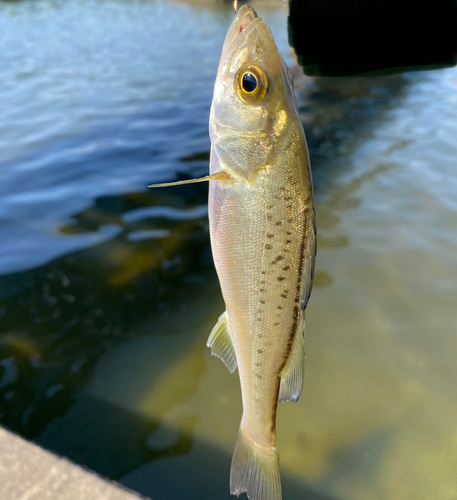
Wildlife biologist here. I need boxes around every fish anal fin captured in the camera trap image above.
[149,170,232,188]
[206,311,237,373]
[279,316,305,402]
[230,425,281,500]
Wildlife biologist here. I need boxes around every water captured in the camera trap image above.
[1,1,457,499]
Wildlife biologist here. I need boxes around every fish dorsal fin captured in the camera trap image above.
[301,211,317,311]
[207,312,237,373]
[279,315,305,402]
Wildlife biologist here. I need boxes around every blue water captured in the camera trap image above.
[1,1,457,500]
[0,0,249,274]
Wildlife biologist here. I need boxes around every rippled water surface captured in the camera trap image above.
[1,1,457,500]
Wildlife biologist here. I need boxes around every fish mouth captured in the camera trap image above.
[237,4,258,34]
[221,5,260,55]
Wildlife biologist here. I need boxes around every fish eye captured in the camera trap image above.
[242,72,258,93]
[236,65,268,103]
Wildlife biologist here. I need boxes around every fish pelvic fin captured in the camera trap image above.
[230,424,281,500]
[279,315,305,402]
[148,170,231,188]
[206,311,237,373]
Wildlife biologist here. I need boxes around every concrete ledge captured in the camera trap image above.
[0,426,150,500]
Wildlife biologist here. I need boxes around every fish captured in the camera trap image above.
[150,5,316,500]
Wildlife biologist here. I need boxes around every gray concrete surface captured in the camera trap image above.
[0,426,150,500]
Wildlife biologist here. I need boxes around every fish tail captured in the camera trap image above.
[230,423,281,500]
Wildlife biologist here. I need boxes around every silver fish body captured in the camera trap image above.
[150,5,316,499]
[207,6,316,500]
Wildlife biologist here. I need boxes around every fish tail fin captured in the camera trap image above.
[230,423,281,500]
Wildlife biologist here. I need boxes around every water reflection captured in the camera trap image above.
[1,1,457,500]
[37,394,196,479]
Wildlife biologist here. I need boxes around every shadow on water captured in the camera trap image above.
[29,389,340,500]
[36,393,196,479]
[0,182,218,437]
[35,392,340,500]
[294,73,411,191]
[121,418,341,500]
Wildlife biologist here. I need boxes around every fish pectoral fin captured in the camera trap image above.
[206,311,237,373]
[148,171,231,188]
[279,315,305,402]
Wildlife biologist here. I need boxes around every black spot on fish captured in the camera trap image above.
[258,349,263,353]
[283,265,290,271]
[267,233,274,238]
[260,300,266,304]
[286,239,291,244]
[286,231,291,235]
[273,322,280,326]
[265,244,272,250]
[276,221,282,226]
[281,293,287,298]
[277,276,285,281]
[277,305,283,310]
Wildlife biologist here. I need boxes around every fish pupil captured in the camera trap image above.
[242,73,257,93]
